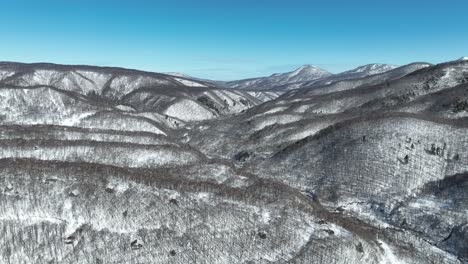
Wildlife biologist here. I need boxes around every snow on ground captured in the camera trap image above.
[407,196,440,210]
[439,66,468,88]
[378,240,407,264]
[292,104,314,113]
[207,90,251,112]
[345,64,398,76]
[333,201,392,229]
[246,91,280,102]
[164,72,192,78]
[287,122,332,141]
[61,112,96,126]
[0,215,64,226]
[164,99,215,121]
[114,105,136,111]
[194,192,212,202]
[78,115,168,135]
[109,75,172,96]
[106,178,130,193]
[253,114,303,131]
[75,70,112,90]
[0,70,15,81]
[31,70,56,85]
[254,106,288,117]
[174,77,207,87]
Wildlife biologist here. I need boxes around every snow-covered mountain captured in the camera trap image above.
[225,63,401,92]
[457,56,468,61]
[163,72,193,78]
[0,62,279,125]
[274,63,402,91]
[187,59,468,263]
[1,59,468,264]
[340,63,398,76]
[286,62,432,97]
[226,64,332,90]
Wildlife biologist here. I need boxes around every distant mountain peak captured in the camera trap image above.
[271,64,328,76]
[344,63,398,75]
[228,64,331,90]
[457,57,468,61]
[297,64,321,70]
[288,64,330,78]
[348,63,398,73]
[164,72,191,78]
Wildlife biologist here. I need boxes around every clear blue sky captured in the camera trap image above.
[2,0,468,80]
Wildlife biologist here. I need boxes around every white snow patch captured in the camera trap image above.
[246,91,280,102]
[261,210,271,224]
[0,70,15,81]
[174,77,207,87]
[195,192,211,202]
[106,178,130,193]
[293,104,313,113]
[408,197,439,209]
[164,72,192,78]
[115,105,136,111]
[61,112,96,126]
[257,106,288,116]
[287,123,331,141]
[75,70,112,91]
[0,215,64,226]
[336,201,392,229]
[318,223,351,238]
[164,99,215,121]
[254,114,302,131]
[379,240,406,264]
[167,190,180,200]
[345,64,398,76]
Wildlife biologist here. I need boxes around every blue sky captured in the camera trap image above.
[1,0,468,80]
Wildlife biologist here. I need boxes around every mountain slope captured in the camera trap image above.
[1,59,468,263]
[342,63,398,76]
[226,63,401,92]
[226,64,332,90]
[287,62,432,97]
[0,62,279,124]
[185,59,468,262]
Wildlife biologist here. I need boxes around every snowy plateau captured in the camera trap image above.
[0,59,467,264]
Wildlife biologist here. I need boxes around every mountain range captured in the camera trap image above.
[223,63,400,91]
[0,57,467,263]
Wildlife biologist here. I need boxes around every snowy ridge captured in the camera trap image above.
[290,62,433,96]
[164,72,192,78]
[1,58,468,263]
[341,63,398,75]
[173,77,207,87]
[225,63,401,92]
[185,59,468,263]
[0,62,278,124]
[226,64,332,90]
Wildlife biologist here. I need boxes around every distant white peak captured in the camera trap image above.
[297,64,324,72]
[174,77,207,87]
[346,64,398,74]
[266,65,330,79]
[165,72,192,78]
[457,57,468,61]
[298,64,315,70]
[290,64,329,76]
